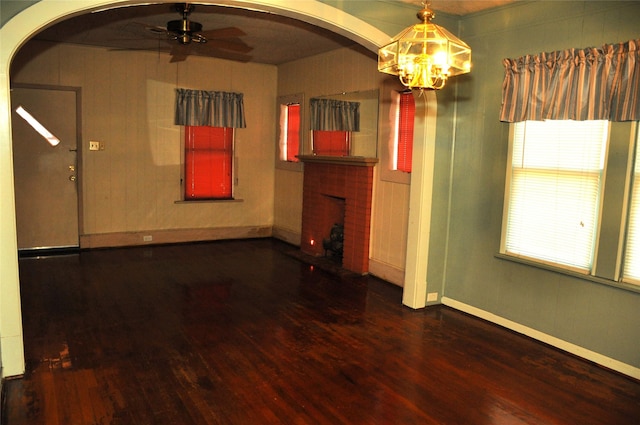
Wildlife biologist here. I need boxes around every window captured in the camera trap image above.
[378,81,426,185]
[184,126,233,200]
[279,103,300,162]
[276,93,304,169]
[501,120,609,272]
[393,91,415,172]
[623,129,640,283]
[312,130,351,156]
[309,97,359,157]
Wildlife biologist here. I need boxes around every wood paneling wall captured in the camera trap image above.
[275,47,410,285]
[12,41,410,282]
[11,41,277,247]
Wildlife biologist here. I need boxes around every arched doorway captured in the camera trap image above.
[0,0,389,377]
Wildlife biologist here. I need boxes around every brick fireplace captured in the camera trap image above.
[299,156,377,274]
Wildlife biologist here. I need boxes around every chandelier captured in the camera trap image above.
[378,3,471,90]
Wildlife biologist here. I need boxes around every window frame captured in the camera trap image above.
[621,123,640,285]
[276,93,305,172]
[500,120,609,274]
[379,79,414,185]
[393,90,415,173]
[498,120,640,294]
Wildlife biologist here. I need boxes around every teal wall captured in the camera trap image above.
[432,1,640,368]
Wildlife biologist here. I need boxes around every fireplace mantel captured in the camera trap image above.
[297,155,378,167]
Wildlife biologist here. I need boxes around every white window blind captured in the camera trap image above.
[623,129,640,284]
[503,120,609,272]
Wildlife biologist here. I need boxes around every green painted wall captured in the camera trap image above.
[433,1,640,368]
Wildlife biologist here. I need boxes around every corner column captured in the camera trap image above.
[402,91,437,309]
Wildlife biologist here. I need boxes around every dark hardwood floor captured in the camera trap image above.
[3,238,640,424]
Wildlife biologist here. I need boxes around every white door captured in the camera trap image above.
[11,87,80,250]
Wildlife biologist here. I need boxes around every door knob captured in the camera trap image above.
[69,175,76,182]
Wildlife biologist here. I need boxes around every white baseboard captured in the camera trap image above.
[442,297,640,380]
[80,226,272,249]
[368,258,404,287]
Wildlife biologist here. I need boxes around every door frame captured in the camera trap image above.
[11,83,83,252]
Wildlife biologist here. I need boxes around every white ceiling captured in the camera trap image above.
[30,1,514,65]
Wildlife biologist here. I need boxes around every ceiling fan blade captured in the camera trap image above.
[200,27,246,39]
[144,25,169,36]
[170,54,188,63]
[212,53,252,63]
[198,48,252,63]
[204,38,253,54]
[124,21,168,37]
[169,44,191,62]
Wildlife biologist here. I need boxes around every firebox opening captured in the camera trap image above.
[322,195,345,264]
[323,223,344,261]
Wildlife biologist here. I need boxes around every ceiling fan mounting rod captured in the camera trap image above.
[177,3,195,18]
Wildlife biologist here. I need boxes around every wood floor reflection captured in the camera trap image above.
[4,238,640,424]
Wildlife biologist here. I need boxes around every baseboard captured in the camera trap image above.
[80,226,272,249]
[271,226,301,247]
[442,296,640,380]
[368,258,404,287]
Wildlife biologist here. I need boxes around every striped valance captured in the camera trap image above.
[500,39,639,122]
[310,98,360,131]
[175,88,246,128]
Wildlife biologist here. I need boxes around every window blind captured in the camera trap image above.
[623,130,640,284]
[395,92,415,172]
[185,126,233,199]
[282,103,300,162]
[504,120,608,271]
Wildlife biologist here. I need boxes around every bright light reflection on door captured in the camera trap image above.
[15,105,60,146]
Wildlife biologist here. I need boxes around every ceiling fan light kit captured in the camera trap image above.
[167,3,205,44]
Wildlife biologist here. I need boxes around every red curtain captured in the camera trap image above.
[185,126,233,199]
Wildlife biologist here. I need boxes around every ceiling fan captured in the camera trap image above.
[139,3,253,63]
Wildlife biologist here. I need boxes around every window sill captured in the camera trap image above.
[495,252,640,295]
[275,160,303,172]
[174,199,244,204]
[380,169,411,185]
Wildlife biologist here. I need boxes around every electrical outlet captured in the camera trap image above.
[143,235,152,242]
[89,141,100,151]
[427,292,438,302]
